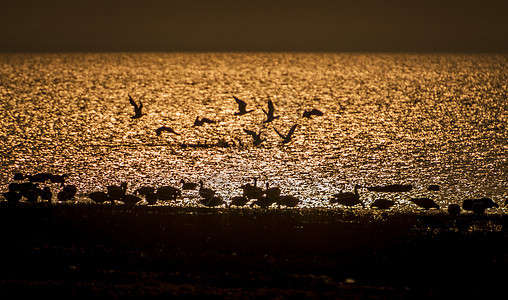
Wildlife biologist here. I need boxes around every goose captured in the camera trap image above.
[447,204,461,217]
[233,96,254,116]
[13,173,25,181]
[24,188,41,203]
[145,191,158,205]
[462,198,498,211]
[193,116,216,126]
[274,124,298,144]
[302,108,324,119]
[134,186,155,195]
[371,198,395,209]
[330,184,364,207]
[128,95,145,119]
[27,173,52,183]
[2,191,22,204]
[88,191,110,204]
[180,179,198,190]
[409,198,440,210]
[262,99,279,123]
[264,182,281,200]
[200,195,224,207]
[107,182,127,201]
[240,178,263,199]
[41,187,52,202]
[50,174,68,186]
[277,195,300,208]
[243,129,265,146]
[250,195,275,208]
[156,126,180,136]
[427,184,440,191]
[199,180,215,200]
[156,185,181,200]
[121,194,142,207]
[229,195,249,207]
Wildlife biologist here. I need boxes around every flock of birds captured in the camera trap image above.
[2,95,504,214]
[132,94,324,145]
[1,172,505,216]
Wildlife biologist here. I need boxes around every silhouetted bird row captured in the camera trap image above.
[2,173,503,214]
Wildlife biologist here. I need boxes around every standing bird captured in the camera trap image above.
[302,108,324,119]
[193,116,216,126]
[274,124,298,144]
[156,126,180,136]
[243,129,265,146]
[262,99,279,123]
[233,96,254,116]
[199,180,215,200]
[409,198,440,210]
[129,95,145,119]
[330,184,364,207]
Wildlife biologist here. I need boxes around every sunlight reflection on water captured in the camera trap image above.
[0,53,507,210]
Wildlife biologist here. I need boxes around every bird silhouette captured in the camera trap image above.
[302,108,324,119]
[370,198,395,209]
[264,182,281,200]
[180,179,198,190]
[274,124,298,144]
[121,194,142,207]
[409,198,440,210]
[330,184,363,207]
[240,178,263,199]
[88,191,110,204]
[156,185,181,200]
[41,187,52,202]
[156,126,180,136]
[233,96,254,116]
[193,116,216,126]
[129,95,145,119]
[262,99,279,123]
[199,180,215,200]
[277,195,300,207]
[200,195,224,207]
[229,195,249,207]
[243,129,265,146]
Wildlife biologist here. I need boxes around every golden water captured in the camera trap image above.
[0,53,507,209]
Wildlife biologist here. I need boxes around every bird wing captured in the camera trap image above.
[310,108,323,116]
[287,124,298,139]
[267,100,275,114]
[273,127,286,139]
[233,96,247,111]
[243,129,256,137]
[128,95,138,108]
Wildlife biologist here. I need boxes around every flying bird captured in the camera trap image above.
[233,96,254,116]
[156,126,180,136]
[193,116,216,126]
[262,99,279,123]
[274,124,298,144]
[302,108,324,118]
[243,129,265,146]
[128,95,145,119]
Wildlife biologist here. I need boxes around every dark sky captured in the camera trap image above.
[1,0,507,52]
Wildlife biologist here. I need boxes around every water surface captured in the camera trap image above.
[0,53,507,210]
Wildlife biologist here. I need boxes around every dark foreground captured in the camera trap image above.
[0,204,507,299]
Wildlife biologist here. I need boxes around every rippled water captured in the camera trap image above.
[0,53,507,210]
